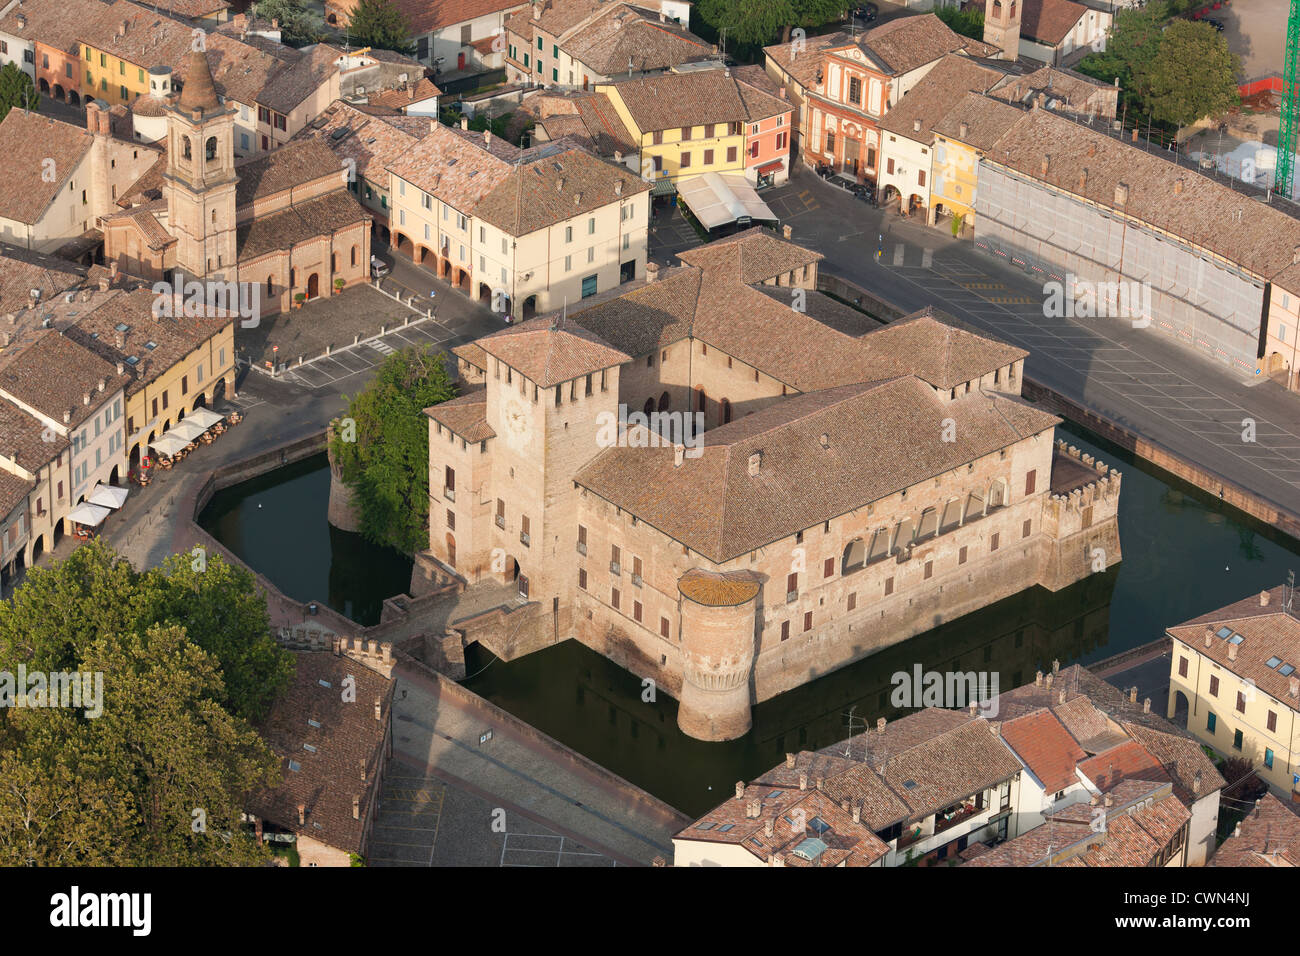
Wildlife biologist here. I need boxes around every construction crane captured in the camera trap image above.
[1279,0,1300,198]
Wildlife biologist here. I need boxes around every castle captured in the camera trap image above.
[416,228,1121,741]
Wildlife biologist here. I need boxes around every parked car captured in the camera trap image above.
[370,257,389,278]
[1205,16,1225,30]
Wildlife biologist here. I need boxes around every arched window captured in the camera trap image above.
[290,268,296,289]
[266,275,274,297]
[350,245,357,267]
[988,479,1007,511]
[182,136,192,160]
[940,498,963,533]
[720,397,732,424]
[893,517,914,553]
[205,136,217,161]
[643,397,655,417]
[867,527,891,562]
[841,538,866,575]
[964,489,986,523]
[658,391,670,412]
[331,252,338,273]
[917,507,938,541]
[695,386,706,413]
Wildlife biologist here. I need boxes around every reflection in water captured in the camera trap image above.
[197,454,413,626]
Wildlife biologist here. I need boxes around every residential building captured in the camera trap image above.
[101,49,372,314]
[1168,585,1300,800]
[0,0,117,107]
[976,106,1300,389]
[245,647,394,867]
[386,122,649,315]
[967,0,1110,67]
[0,104,158,254]
[504,0,705,90]
[366,77,443,117]
[762,31,853,161]
[1210,791,1300,866]
[985,64,1118,121]
[80,0,197,107]
[0,397,67,577]
[423,228,1123,741]
[596,67,790,187]
[764,14,999,185]
[929,92,1023,232]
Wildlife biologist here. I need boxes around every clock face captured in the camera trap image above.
[503,397,531,451]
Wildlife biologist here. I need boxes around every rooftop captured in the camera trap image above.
[0,111,96,226]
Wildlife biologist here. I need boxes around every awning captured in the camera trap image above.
[67,502,111,527]
[149,433,189,457]
[186,407,225,429]
[756,160,784,175]
[87,484,128,510]
[170,419,207,443]
[650,176,676,197]
[675,172,778,230]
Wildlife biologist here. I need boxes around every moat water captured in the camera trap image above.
[201,428,1300,816]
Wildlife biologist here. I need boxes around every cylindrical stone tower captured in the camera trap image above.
[326,422,361,532]
[676,569,761,742]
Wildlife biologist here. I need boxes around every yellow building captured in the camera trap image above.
[1167,585,1300,798]
[597,68,783,185]
[929,93,1023,234]
[81,1,197,107]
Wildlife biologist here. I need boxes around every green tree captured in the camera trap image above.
[331,345,457,554]
[0,544,283,865]
[0,62,37,123]
[934,4,984,42]
[1136,20,1239,132]
[1076,2,1168,117]
[251,0,324,46]
[347,0,415,56]
[697,0,794,50]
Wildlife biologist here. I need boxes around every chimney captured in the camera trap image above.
[1143,697,1151,714]
[1228,642,1238,661]
[360,758,367,783]
[1293,244,1300,266]
[735,781,745,800]
[764,817,774,837]
[1045,673,1054,690]
[1058,688,1066,704]
[1128,686,1138,704]
[876,717,886,733]
[958,121,969,139]
[118,18,128,38]
[114,329,124,349]
[297,804,306,825]
[969,700,978,716]
[1104,792,1113,807]
[531,0,542,20]
[63,410,70,424]
[913,118,921,133]
[1040,153,1050,176]
[780,87,787,100]
[1290,676,1299,700]
[573,192,582,205]
[785,752,795,769]
[374,697,382,720]
[815,777,825,791]
[1114,182,1129,206]
[673,443,684,467]
[1261,590,1271,607]
[645,261,660,283]
[83,391,91,406]
[659,9,665,20]
[798,771,808,791]
[1087,141,1096,158]
[990,721,1002,737]
[97,378,105,393]
[782,224,792,240]
[1193,771,1203,796]
[352,795,360,820]
[484,130,492,146]
[1077,167,1088,191]
[747,451,761,476]
[1174,178,1184,195]
[614,150,624,164]
[460,115,468,130]
[1035,670,1043,687]
[1205,628,1214,648]
[1052,659,1060,675]
[614,180,623,196]
[852,805,861,824]
[116,361,124,375]
[556,178,564,192]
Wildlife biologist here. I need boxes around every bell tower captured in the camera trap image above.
[983,0,1021,62]
[164,48,238,281]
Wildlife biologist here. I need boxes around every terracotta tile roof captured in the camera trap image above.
[0,329,130,429]
[81,1,197,72]
[424,386,495,443]
[880,57,1012,140]
[102,200,175,252]
[603,67,790,133]
[987,65,1117,114]
[763,31,850,92]
[297,100,428,186]
[1210,792,1300,867]
[0,111,95,225]
[968,0,1089,46]
[63,287,231,397]
[236,189,370,260]
[0,396,68,470]
[562,5,711,76]
[575,373,1056,562]
[0,0,117,55]
[368,77,443,110]
[1169,586,1300,710]
[258,43,343,115]
[0,467,33,518]
[246,652,392,856]
[476,316,630,387]
[677,226,821,285]
[1050,694,1126,752]
[676,782,890,866]
[730,64,784,98]
[505,0,626,41]
[988,108,1300,284]
[1120,721,1225,805]
[235,139,347,208]
[1000,709,1088,794]
[144,0,230,18]
[963,815,1094,865]
[1077,740,1168,793]
[392,0,521,35]
[0,246,87,317]
[198,33,283,107]
[472,145,649,234]
[818,763,910,831]
[564,266,700,357]
[847,13,998,76]
[386,121,515,207]
[453,340,488,369]
[569,92,638,154]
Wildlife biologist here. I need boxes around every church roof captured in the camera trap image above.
[234,139,346,208]
[177,48,222,115]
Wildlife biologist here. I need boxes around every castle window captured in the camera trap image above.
[579,568,587,590]
[182,136,192,161]
[206,136,217,162]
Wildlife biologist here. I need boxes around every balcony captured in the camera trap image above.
[576,541,587,555]
[609,561,621,575]
[631,573,642,588]
[495,515,505,530]
[786,590,798,603]
[933,799,984,836]
[520,531,530,547]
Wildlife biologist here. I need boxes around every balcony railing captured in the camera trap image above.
[520,531,530,547]
[933,801,983,836]
[609,561,621,575]
[786,590,798,603]
[631,573,643,588]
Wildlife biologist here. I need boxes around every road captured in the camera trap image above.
[654,167,1300,524]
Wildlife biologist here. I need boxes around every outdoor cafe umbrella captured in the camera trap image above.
[170,419,207,443]
[186,407,225,429]
[149,433,189,457]
[67,502,111,528]
[87,483,129,510]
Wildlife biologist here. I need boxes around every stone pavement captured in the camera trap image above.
[389,664,688,866]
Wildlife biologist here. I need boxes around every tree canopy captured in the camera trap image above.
[251,0,324,47]
[347,0,415,56]
[0,542,286,865]
[0,62,38,124]
[695,0,844,55]
[331,345,457,555]
[934,4,984,42]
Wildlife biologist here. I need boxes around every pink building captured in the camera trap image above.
[735,65,794,187]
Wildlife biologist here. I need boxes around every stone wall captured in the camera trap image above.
[326,427,361,532]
